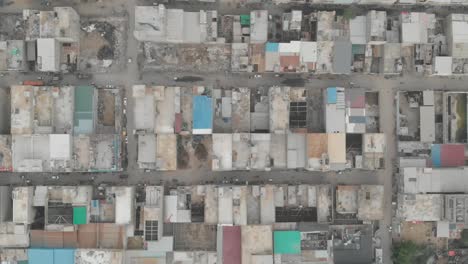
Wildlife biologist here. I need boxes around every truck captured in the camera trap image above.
[23,80,44,86]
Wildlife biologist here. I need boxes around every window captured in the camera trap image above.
[145,220,158,241]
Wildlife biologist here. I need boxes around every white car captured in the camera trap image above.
[51,175,59,180]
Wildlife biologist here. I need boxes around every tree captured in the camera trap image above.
[343,8,356,20]
[392,241,421,264]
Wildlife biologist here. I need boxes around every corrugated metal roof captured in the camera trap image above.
[441,144,465,167]
[432,144,441,167]
[420,106,435,142]
[300,42,317,63]
[223,226,241,264]
[280,55,300,68]
[30,230,77,249]
[327,88,337,104]
[240,14,250,26]
[279,41,301,53]
[28,249,53,264]
[273,231,301,254]
[266,42,279,52]
[349,116,366,123]
[333,41,352,74]
[74,86,94,134]
[193,95,213,130]
[73,206,87,225]
[28,249,74,264]
[350,16,367,44]
[53,249,75,264]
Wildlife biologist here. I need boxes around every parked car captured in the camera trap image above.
[76,73,92,79]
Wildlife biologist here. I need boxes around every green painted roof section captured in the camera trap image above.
[74,86,94,134]
[240,15,250,26]
[274,231,301,254]
[73,206,87,225]
[75,86,93,112]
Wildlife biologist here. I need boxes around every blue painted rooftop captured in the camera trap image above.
[266,42,279,52]
[432,144,441,167]
[327,87,337,104]
[28,249,75,264]
[193,95,213,129]
[349,116,366,124]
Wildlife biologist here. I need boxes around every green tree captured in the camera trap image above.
[461,229,468,246]
[392,241,421,264]
[343,8,356,20]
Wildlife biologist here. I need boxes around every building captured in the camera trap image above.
[397,194,444,221]
[433,56,453,75]
[287,133,306,169]
[366,11,387,44]
[212,134,233,171]
[264,41,317,73]
[345,88,366,133]
[357,185,384,221]
[0,40,26,71]
[241,225,273,264]
[23,7,80,72]
[325,87,345,133]
[362,133,385,170]
[403,167,468,193]
[269,86,290,133]
[350,16,367,45]
[193,93,213,135]
[9,85,121,172]
[447,14,468,58]
[28,249,75,264]
[333,41,352,74]
[74,86,96,134]
[401,12,436,44]
[250,10,268,44]
[134,5,218,43]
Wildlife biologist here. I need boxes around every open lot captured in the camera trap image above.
[141,43,232,72]
[400,222,447,250]
[79,16,128,73]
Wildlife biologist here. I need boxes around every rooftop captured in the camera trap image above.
[357,185,384,221]
[403,166,468,193]
[134,5,218,43]
[274,231,301,255]
[398,194,443,221]
[401,12,436,44]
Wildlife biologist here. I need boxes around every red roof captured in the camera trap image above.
[280,55,300,71]
[351,96,365,108]
[30,230,78,248]
[441,144,465,167]
[223,226,241,264]
[175,113,182,133]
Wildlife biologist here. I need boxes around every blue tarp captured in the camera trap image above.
[327,87,337,104]
[28,249,74,264]
[432,144,441,167]
[266,42,279,52]
[193,95,213,129]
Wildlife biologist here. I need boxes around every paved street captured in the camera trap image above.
[4,1,468,264]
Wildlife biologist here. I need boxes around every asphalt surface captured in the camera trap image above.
[4,1,468,264]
